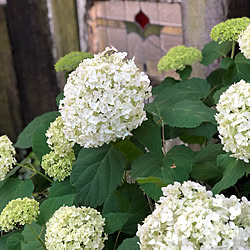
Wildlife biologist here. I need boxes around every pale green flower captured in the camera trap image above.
[210,17,250,43]
[0,135,16,181]
[238,24,250,59]
[137,181,250,249]
[46,116,74,156]
[0,197,39,231]
[41,149,75,181]
[215,80,250,163]
[45,206,107,250]
[157,45,202,72]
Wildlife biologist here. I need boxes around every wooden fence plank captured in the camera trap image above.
[0,4,22,140]
[6,0,58,126]
[50,0,80,89]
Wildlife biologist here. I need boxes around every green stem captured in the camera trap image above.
[28,224,46,249]
[231,40,236,59]
[114,230,121,250]
[162,124,166,155]
[16,163,53,183]
[202,86,217,103]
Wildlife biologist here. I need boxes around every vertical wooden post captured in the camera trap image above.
[181,0,229,77]
[0,4,22,140]
[49,0,80,89]
[6,0,59,126]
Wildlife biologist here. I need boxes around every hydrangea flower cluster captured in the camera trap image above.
[157,45,202,72]
[137,181,250,249]
[59,47,152,148]
[45,206,107,250]
[0,135,16,181]
[215,80,250,163]
[210,17,250,43]
[42,116,76,181]
[46,116,75,156]
[0,197,39,231]
[238,24,250,59]
[41,150,75,181]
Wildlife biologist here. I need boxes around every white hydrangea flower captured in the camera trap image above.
[46,116,74,156]
[45,206,107,250]
[59,47,152,148]
[0,197,39,232]
[215,80,250,163]
[0,135,16,180]
[238,24,250,59]
[41,149,75,182]
[137,181,250,249]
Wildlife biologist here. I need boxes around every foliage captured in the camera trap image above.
[0,18,250,249]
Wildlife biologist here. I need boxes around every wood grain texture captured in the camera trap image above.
[0,5,22,140]
[6,0,58,126]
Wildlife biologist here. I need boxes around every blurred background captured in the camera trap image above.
[0,0,249,141]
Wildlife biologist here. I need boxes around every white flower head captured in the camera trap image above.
[215,80,250,163]
[45,206,107,250]
[238,24,250,59]
[0,135,16,180]
[137,181,250,249]
[0,197,39,232]
[59,47,152,148]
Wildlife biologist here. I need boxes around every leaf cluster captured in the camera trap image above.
[1,36,250,249]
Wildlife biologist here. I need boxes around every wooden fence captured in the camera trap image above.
[0,0,249,141]
[0,0,81,141]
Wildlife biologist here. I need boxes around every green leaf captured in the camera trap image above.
[55,51,93,72]
[56,92,64,106]
[191,144,224,185]
[103,213,129,234]
[136,176,165,186]
[157,78,210,102]
[180,122,217,143]
[164,125,181,140]
[137,177,165,200]
[164,99,216,128]
[213,86,229,104]
[32,125,50,161]
[118,236,140,250]
[103,184,149,235]
[139,183,162,201]
[220,57,234,69]
[21,222,45,250]
[133,114,162,152]
[0,178,34,213]
[231,52,250,82]
[161,145,194,184]
[207,68,226,88]
[177,65,192,80]
[201,41,232,65]
[114,139,143,162]
[37,194,75,225]
[146,78,215,128]
[132,145,194,185]
[180,134,206,145]
[152,77,179,96]
[212,154,248,194]
[15,111,59,149]
[5,231,23,250]
[49,178,75,198]
[131,152,163,179]
[71,144,126,207]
